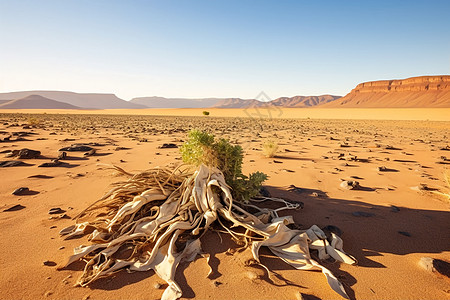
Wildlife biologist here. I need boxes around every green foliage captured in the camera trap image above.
[180,129,267,202]
[202,111,210,116]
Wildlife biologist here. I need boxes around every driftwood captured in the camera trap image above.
[60,164,356,299]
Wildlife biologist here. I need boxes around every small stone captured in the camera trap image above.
[57,151,67,160]
[12,187,29,195]
[340,180,360,190]
[81,295,91,300]
[3,204,26,212]
[153,282,162,289]
[59,246,65,250]
[44,291,53,297]
[159,143,177,149]
[48,207,65,214]
[43,260,57,266]
[213,280,222,287]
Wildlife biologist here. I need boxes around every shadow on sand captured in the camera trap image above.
[62,186,450,300]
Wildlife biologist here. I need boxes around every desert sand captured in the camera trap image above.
[0,109,449,300]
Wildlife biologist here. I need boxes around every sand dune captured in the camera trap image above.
[324,75,450,108]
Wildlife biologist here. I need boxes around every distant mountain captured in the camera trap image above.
[130,96,222,108]
[0,91,146,109]
[0,95,81,109]
[211,98,264,108]
[270,95,341,107]
[322,75,450,108]
[211,95,341,108]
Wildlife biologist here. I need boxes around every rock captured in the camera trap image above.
[159,143,178,149]
[39,159,62,167]
[12,187,29,195]
[273,160,283,163]
[153,282,162,289]
[48,207,65,214]
[59,144,94,152]
[352,211,375,217]
[0,160,31,167]
[43,260,57,266]
[340,180,360,190]
[57,151,67,160]
[18,148,41,159]
[28,174,54,179]
[419,257,450,278]
[3,204,26,212]
[83,149,96,157]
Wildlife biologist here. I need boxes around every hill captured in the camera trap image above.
[0,91,146,109]
[130,97,222,108]
[323,75,450,108]
[212,95,341,108]
[0,95,81,109]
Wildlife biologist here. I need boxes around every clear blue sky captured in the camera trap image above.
[1,0,449,100]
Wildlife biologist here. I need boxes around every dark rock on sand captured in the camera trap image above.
[59,145,94,152]
[12,187,29,195]
[3,204,26,212]
[39,159,62,167]
[18,148,41,159]
[58,151,67,160]
[0,160,31,167]
[48,207,66,215]
[419,257,450,278]
[159,143,178,149]
[340,180,361,190]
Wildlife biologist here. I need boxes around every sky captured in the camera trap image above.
[0,0,449,100]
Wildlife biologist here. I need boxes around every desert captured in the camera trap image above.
[0,109,449,300]
[2,1,450,299]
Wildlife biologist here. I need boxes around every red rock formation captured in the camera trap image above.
[324,75,450,108]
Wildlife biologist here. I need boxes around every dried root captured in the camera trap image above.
[60,164,355,299]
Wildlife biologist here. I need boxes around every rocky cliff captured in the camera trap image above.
[323,75,450,107]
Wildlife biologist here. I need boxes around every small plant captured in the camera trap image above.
[262,139,279,158]
[180,129,267,202]
[27,117,41,127]
[202,111,210,116]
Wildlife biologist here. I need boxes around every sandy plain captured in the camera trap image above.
[0,108,449,300]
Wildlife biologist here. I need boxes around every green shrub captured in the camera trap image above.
[202,111,210,116]
[180,129,267,202]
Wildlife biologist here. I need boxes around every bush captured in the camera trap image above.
[262,139,279,158]
[180,129,267,202]
[27,117,41,127]
[202,111,210,116]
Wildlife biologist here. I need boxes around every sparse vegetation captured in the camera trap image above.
[262,139,279,158]
[202,110,210,116]
[27,117,41,127]
[180,129,267,202]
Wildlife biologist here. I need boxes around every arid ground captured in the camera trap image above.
[0,109,449,300]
